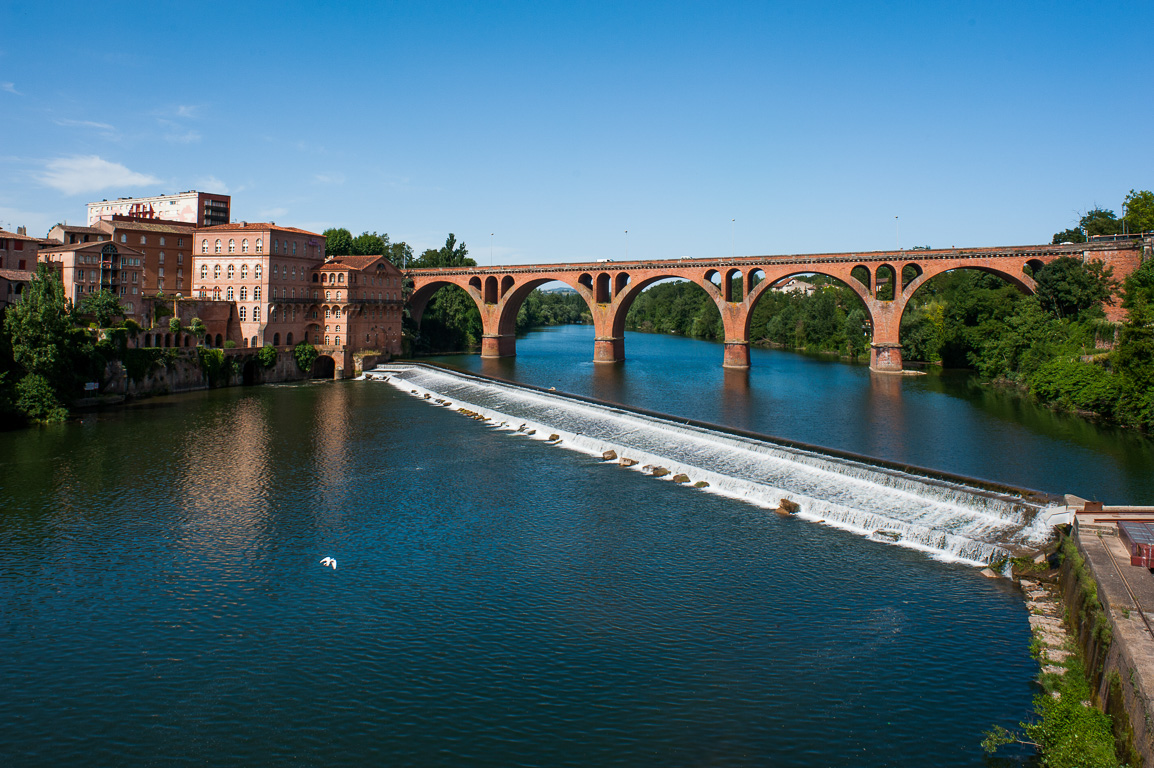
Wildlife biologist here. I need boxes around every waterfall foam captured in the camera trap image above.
[372,363,1060,568]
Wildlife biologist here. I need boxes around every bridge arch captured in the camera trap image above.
[742,269,874,350]
[408,278,484,326]
[494,277,597,337]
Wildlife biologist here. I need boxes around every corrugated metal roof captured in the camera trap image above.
[1118,521,1154,546]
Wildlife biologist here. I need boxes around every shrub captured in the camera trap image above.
[223,340,236,349]
[16,374,69,423]
[293,341,318,372]
[257,344,278,369]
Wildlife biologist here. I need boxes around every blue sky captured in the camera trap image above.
[2,1,1151,265]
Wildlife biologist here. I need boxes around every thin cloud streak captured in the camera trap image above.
[38,155,162,196]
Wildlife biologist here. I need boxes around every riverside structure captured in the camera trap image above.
[406,237,1151,372]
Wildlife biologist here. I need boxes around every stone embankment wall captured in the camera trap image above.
[1063,523,1154,767]
[102,348,310,398]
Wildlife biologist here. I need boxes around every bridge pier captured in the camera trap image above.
[594,336,625,363]
[481,334,516,358]
[723,341,750,369]
[870,342,903,373]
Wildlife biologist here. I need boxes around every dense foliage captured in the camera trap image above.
[1051,189,1154,243]
[322,227,414,266]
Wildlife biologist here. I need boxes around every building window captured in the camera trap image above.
[335,336,340,346]
[159,251,165,264]
[326,290,331,300]
[239,306,247,321]
[334,307,341,319]
[273,264,279,278]
[325,335,330,345]
[178,252,184,264]
[78,269,85,280]
[253,306,260,321]
[336,291,341,301]
[132,272,138,283]
[140,235,147,245]
[201,239,208,253]
[254,264,262,279]
[227,264,234,279]
[227,286,234,300]
[242,239,248,253]
[228,239,235,253]
[215,239,221,253]
[335,325,341,333]
[241,264,248,279]
[213,287,221,300]
[292,241,297,255]
[213,264,220,279]
[256,238,263,253]
[291,266,296,278]
[159,267,165,278]
[178,238,184,247]
[290,288,295,299]
[325,308,331,319]
[338,273,344,283]
[121,234,127,243]
[240,286,247,300]
[160,237,166,246]
[158,279,164,290]
[254,286,261,300]
[273,240,279,254]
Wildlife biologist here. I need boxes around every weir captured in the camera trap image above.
[369,363,1067,567]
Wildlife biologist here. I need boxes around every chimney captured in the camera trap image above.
[17,226,26,236]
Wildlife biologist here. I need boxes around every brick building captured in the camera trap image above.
[0,227,52,309]
[310,254,404,356]
[39,240,148,318]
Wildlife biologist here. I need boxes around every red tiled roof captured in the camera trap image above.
[0,229,53,244]
[320,254,398,271]
[196,222,325,237]
[104,218,194,234]
[0,268,36,281]
[50,224,105,234]
[39,241,146,256]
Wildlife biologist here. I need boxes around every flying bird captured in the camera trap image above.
[320,557,337,569]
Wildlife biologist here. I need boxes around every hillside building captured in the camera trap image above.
[86,191,230,227]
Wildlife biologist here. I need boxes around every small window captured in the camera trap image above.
[228,239,235,253]
[178,238,183,247]
[325,308,331,318]
[178,252,184,264]
[335,336,340,346]
[254,286,261,300]
[239,306,247,321]
[213,264,221,279]
[160,236,166,246]
[336,291,341,301]
[273,264,279,278]
[159,251,165,264]
[227,286,234,300]
[242,239,248,253]
[215,239,221,253]
[201,239,208,253]
[140,235,147,245]
[334,307,341,319]
[240,286,247,300]
[253,306,260,321]
[273,240,279,254]
[292,241,297,255]
[326,290,331,300]
[256,238,263,253]
[159,267,165,278]
[241,264,248,279]
[254,264,262,279]
[337,273,344,283]
[213,287,221,300]
[227,264,234,279]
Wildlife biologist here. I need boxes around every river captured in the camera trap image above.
[5,324,1149,766]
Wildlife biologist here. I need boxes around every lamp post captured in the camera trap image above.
[731,218,735,259]
[490,233,494,267]
[625,230,629,260]
[895,216,900,250]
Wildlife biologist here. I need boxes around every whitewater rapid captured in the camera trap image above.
[368,363,1064,567]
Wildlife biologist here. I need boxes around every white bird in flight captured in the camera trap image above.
[320,557,337,570]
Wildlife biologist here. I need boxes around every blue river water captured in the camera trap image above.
[5,324,1139,765]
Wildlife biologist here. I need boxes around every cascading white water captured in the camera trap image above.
[369,363,1061,567]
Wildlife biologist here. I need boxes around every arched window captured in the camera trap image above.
[325,308,331,319]
[239,306,247,321]
[242,239,248,253]
[213,287,221,300]
[254,264,262,279]
[291,266,296,278]
[254,286,261,300]
[321,273,327,283]
[239,286,247,300]
[253,306,260,321]
[215,239,222,254]
[200,264,208,279]
[255,238,263,253]
[287,333,293,345]
[335,325,340,333]
[243,337,249,348]
[292,241,297,255]
[227,286,234,300]
[336,291,341,301]
[273,240,279,254]
[241,264,248,279]
[273,333,280,345]
[272,264,279,278]
[290,288,295,298]
[228,239,235,253]
[227,264,234,279]
[325,335,330,345]
[338,273,344,283]
[334,307,341,319]
[326,290,331,300]
[201,239,208,254]
[213,265,221,279]
[335,336,340,346]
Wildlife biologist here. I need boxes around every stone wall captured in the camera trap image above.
[102,346,312,398]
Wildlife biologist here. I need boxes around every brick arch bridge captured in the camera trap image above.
[406,240,1147,372]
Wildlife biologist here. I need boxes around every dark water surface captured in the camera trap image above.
[434,324,1154,504]
[5,326,1130,766]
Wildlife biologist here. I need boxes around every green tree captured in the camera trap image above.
[1079,207,1123,237]
[168,317,182,335]
[352,231,386,255]
[1123,189,1154,233]
[293,341,318,372]
[5,264,76,384]
[323,228,354,256]
[1051,228,1086,244]
[415,234,474,268]
[1033,257,1116,320]
[80,289,125,328]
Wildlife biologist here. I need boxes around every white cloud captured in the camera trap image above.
[175,105,199,118]
[55,118,117,132]
[37,155,162,196]
[1,82,19,95]
[165,129,202,144]
[194,175,229,194]
[313,172,345,185]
